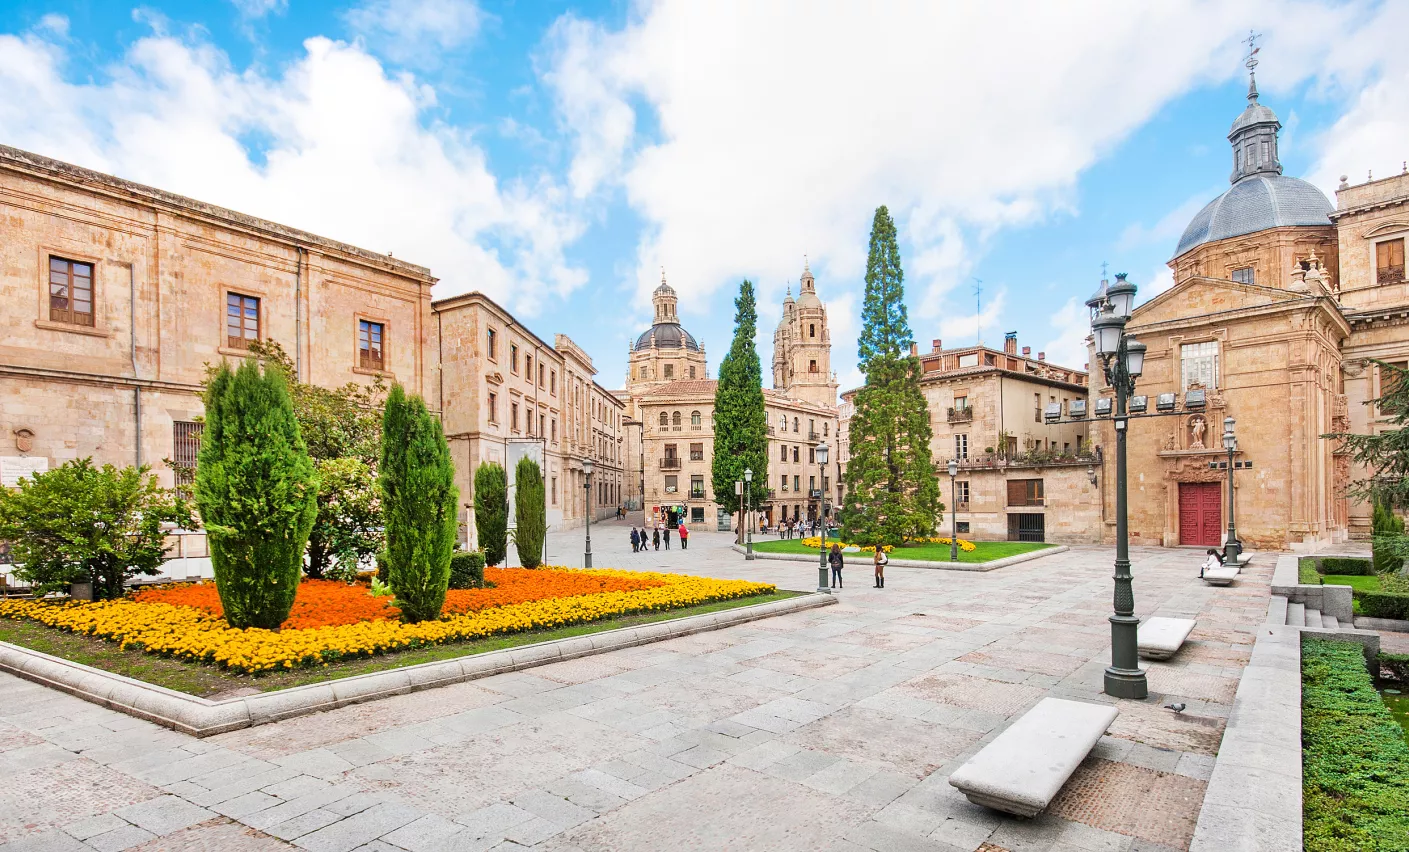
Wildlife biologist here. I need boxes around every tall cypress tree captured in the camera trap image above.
[196,360,318,629]
[843,206,941,546]
[712,279,770,530]
[514,457,546,568]
[474,462,509,566]
[380,385,458,623]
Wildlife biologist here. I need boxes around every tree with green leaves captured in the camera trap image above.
[474,462,509,566]
[197,359,319,629]
[514,457,546,568]
[380,385,458,623]
[842,205,942,547]
[1326,360,1409,575]
[711,279,770,538]
[0,460,194,600]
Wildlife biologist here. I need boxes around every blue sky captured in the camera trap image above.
[3,1,1407,394]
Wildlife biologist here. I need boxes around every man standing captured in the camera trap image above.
[663,523,671,550]
[679,521,689,550]
[630,527,640,553]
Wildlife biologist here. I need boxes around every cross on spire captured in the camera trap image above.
[1100,261,1109,279]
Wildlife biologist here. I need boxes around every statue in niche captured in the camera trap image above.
[1164,432,1177,451]
[1188,415,1207,450]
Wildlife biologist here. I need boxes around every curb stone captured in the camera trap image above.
[729,544,1068,572]
[0,591,835,737]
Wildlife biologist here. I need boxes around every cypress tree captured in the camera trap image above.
[474,462,509,567]
[514,457,546,568]
[842,205,942,547]
[196,360,318,629]
[380,385,458,623]
[711,279,769,528]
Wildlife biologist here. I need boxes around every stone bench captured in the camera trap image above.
[1138,616,1196,660]
[947,697,1119,817]
[1203,565,1239,586]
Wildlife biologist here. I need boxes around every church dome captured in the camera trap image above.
[1174,174,1333,259]
[633,323,700,352]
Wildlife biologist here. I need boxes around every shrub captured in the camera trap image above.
[474,462,508,567]
[0,460,193,600]
[1319,557,1375,576]
[1379,652,1409,682]
[514,457,546,568]
[379,385,458,624]
[1302,637,1409,851]
[1372,501,1405,575]
[196,360,318,629]
[1359,591,1409,621]
[1299,557,1322,585]
[374,550,389,583]
[449,550,488,589]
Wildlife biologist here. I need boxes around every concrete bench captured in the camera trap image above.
[1203,565,1238,586]
[947,697,1118,817]
[1138,617,1196,660]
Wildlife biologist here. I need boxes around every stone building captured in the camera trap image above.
[841,334,1102,543]
[1090,68,1409,550]
[619,268,840,531]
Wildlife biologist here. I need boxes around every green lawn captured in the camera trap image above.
[1320,574,1384,593]
[0,590,801,698]
[750,539,1052,564]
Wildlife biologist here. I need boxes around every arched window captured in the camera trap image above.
[809,323,816,338]
[659,412,669,426]
[779,414,787,430]
[824,423,829,437]
[690,410,701,426]
[688,366,696,378]
[672,411,682,426]
[792,417,799,432]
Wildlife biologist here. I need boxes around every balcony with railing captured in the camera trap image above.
[660,457,681,470]
[947,406,973,423]
[949,446,1101,471]
[807,431,820,441]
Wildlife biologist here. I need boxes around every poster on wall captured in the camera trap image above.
[0,456,48,488]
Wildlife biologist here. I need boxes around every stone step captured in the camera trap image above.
[1267,595,1289,626]
[1305,607,1323,628]
[1287,602,1305,628]
[1321,613,1340,630]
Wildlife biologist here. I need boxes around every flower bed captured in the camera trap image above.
[0,568,773,675]
[797,535,977,553]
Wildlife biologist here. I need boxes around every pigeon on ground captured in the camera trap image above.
[1165,703,1186,714]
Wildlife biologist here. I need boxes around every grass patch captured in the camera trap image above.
[1302,637,1409,851]
[750,539,1051,563]
[0,590,802,698]
[1322,574,1383,594]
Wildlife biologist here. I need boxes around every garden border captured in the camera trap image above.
[0,590,835,738]
[729,543,1067,572]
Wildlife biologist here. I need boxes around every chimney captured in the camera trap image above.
[1038,351,1046,361]
[1004,332,1018,355]
[932,339,942,352]
[1022,346,1031,357]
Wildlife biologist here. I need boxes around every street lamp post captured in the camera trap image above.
[744,468,755,561]
[816,442,830,593]
[1088,272,1149,700]
[1222,417,1241,566]
[582,458,594,569]
[947,458,959,562]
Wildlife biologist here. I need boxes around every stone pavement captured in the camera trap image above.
[0,525,1272,852]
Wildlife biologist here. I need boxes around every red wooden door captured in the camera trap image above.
[1179,483,1222,547]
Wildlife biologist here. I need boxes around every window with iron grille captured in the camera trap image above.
[226,293,259,349]
[1378,238,1406,284]
[172,421,203,487]
[49,257,95,327]
[358,320,384,371]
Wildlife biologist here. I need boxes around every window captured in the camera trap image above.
[688,366,696,379]
[809,419,815,435]
[690,475,705,499]
[172,421,203,488]
[48,257,94,327]
[955,434,968,460]
[781,474,789,491]
[1181,341,1219,390]
[1007,478,1045,507]
[954,395,968,410]
[809,475,816,493]
[358,320,385,371]
[664,364,674,379]
[638,366,647,378]
[551,477,558,505]
[780,445,788,462]
[792,447,799,463]
[539,414,546,437]
[808,447,815,463]
[823,423,829,436]
[551,419,557,442]
[665,475,678,493]
[779,414,787,431]
[539,364,545,387]
[809,323,816,338]
[958,353,978,368]
[511,402,519,431]
[956,521,970,534]
[1034,393,1041,424]
[526,407,534,435]
[809,359,818,373]
[1231,266,1255,284]
[691,410,701,427]
[672,411,682,426]
[793,475,800,491]
[511,344,519,373]
[955,480,970,509]
[690,442,704,461]
[793,417,799,433]
[488,392,498,422]
[659,412,669,426]
[550,371,557,394]
[525,355,533,381]
[1378,238,1406,284]
[226,293,260,349]
[487,328,497,359]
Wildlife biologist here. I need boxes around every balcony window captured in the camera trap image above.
[48,257,95,327]
[690,476,705,499]
[954,434,968,461]
[1180,341,1219,390]
[1378,238,1406,284]
[955,480,970,510]
[691,410,701,427]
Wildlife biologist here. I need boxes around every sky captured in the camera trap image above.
[2,1,1408,396]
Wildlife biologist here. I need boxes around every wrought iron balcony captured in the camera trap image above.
[947,406,973,423]
[660,458,681,470]
[808,431,820,441]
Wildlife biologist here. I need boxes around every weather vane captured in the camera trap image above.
[1243,30,1261,72]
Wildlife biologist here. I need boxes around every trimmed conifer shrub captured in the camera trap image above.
[196,360,318,629]
[474,462,509,567]
[514,457,546,568]
[379,385,458,623]
[1372,500,1405,575]
[449,550,488,589]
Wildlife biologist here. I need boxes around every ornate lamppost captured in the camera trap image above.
[815,442,831,593]
[947,458,959,562]
[582,458,594,569]
[1088,273,1149,700]
[744,468,755,560]
[1222,417,1241,566]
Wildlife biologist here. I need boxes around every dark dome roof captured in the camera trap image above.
[634,322,700,352]
[1174,174,1333,258]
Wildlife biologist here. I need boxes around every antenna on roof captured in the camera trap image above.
[972,277,983,346]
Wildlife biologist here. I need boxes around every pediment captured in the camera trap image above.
[1130,276,1310,328]
[1366,221,1409,239]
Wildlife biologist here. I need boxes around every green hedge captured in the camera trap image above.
[1360,592,1409,621]
[1320,557,1376,576]
[449,550,488,589]
[1302,637,1409,851]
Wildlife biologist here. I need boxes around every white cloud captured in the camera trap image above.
[1042,296,1092,373]
[0,23,584,316]
[231,0,287,20]
[345,0,484,66]
[1118,189,1219,251]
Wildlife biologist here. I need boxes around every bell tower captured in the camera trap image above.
[775,259,838,407]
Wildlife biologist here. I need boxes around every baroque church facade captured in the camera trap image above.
[1090,67,1409,550]
[617,269,841,531]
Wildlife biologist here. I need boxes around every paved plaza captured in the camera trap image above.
[0,524,1272,852]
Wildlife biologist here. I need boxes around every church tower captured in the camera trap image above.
[773,260,838,407]
[625,269,707,395]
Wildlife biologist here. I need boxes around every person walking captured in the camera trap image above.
[828,543,844,589]
[873,546,887,588]
[630,527,640,553]
[653,527,661,551]
[663,523,671,550]
[678,521,689,550]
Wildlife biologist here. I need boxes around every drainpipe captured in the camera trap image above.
[130,263,141,469]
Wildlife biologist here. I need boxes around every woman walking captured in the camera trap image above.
[663,523,671,550]
[828,543,844,589]
[630,527,640,553]
[652,527,661,551]
[873,547,887,588]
